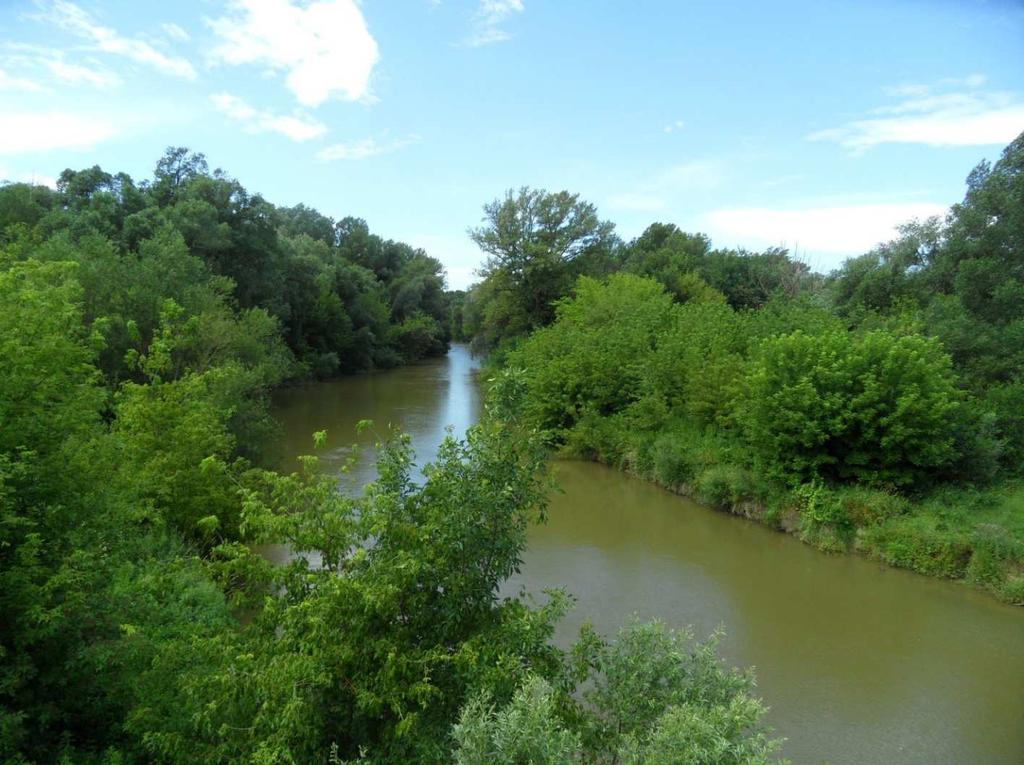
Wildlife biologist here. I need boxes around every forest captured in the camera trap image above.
[1,149,784,763]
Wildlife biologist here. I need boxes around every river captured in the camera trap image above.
[264,345,1024,764]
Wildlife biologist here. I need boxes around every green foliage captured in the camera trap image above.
[452,621,783,765]
[624,222,813,309]
[453,676,580,765]
[739,329,962,486]
[507,273,674,436]
[392,313,449,361]
[466,187,619,349]
[694,465,762,509]
[618,696,780,765]
[0,146,475,762]
[476,133,1024,605]
[857,515,974,579]
[134,425,565,764]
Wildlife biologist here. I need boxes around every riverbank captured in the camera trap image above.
[480,268,1024,609]
[550,422,1024,606]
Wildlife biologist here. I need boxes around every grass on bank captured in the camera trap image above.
[562,415,1024,605]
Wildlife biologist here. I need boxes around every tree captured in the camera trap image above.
[468,187,618,347]
[507,274,676,438]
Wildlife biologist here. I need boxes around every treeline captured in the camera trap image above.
[1,147,454,387]
[474,132,1024,604]
[0,151,782,762]
[457,188,818,352]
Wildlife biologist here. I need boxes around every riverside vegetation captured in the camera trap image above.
[462,132,1024,606]
[1,150,784,762]
[4,129,1022,761]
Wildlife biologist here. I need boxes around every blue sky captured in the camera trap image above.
[1,0,1022,288]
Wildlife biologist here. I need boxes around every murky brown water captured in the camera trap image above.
[266,345,1024,764]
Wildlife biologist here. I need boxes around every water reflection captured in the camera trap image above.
[266,344,481,488]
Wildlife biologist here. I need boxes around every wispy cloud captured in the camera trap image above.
[606,159,724,215]
[464,0,524,47]
[161,22,190,42]
[210,92,326,142]
[0,44,121,89]
[606,193,668,214]
[0,111,118,154]
[46,58,119,87]
[704,202,948,264]
[207,0,379,107]
[663,119,685,134]
[808,76,1024,151]
[317,135,420,161]
[36,0,195,79]
[0,67,45,92]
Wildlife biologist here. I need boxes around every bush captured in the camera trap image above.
[997,574,1024,605]
[967,524,1023,588]
[651,431,694,487]
[857,516,973,578]
[508,274,675,437]
[564,411,631,465]
[392,313,448,361]
[694,464,760,509]
[739,329,963,487]
[831,486,909,527]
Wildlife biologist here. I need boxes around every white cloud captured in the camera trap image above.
[809,77,1024,151]
[210,92,327,142]
[0,67,45,92]
[45,58,120,88]
[663,119,685,133]
[317,135,420,161]
[208,0,379,107]
[38,1,195,79]
[161,22,190,42]
[703,202,948,267]
[465,0,524,47]
[0,111,118,154]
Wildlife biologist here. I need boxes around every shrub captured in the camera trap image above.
[997,574,1024,605]
[651,431,694,487]
[694,464,759,508]
[831,486,909,527]
[967,524,1023,587]
[857,516,973,578]
[565,411,631,465]
[508,274,675,436]
[392,313,447,361]
[739,329,962,487]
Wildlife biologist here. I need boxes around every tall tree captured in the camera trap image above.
[468,187,618,348]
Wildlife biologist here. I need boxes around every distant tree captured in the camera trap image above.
[625,223,811,309]
[151,147,209,205]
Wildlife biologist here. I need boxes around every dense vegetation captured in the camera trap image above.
[1,147,453,386]
[0,151,781,762]
[471,132,1024,604]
